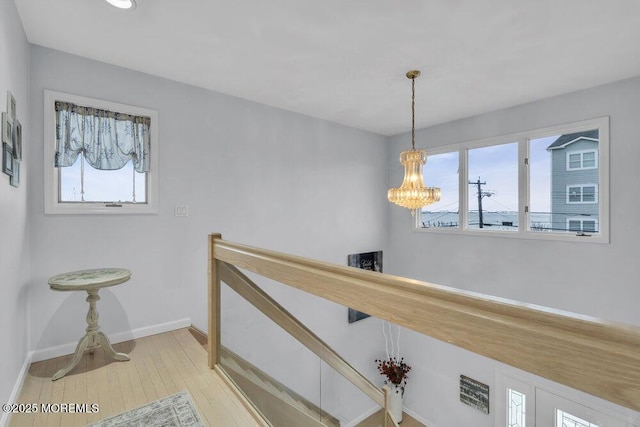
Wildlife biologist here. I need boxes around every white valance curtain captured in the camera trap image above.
[54,101,151,172]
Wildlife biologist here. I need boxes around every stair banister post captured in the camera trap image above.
[208,233,222,368]
[382,385,390,427]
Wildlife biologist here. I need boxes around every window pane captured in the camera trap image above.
[568,153,581,169]
[60,157,147,203]
[529,130,599,233]
[507,388,526,427]
[467,142,518,231]
[529,135,556,232]
[568,187,582,203]
[556,409,599,427]
[582,186,595,202]
[582,152,595,168]
[583,221,596,233]
[420,152,459,229]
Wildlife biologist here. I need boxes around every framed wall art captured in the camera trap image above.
[13,120,21,160]
[3,143,14,176]
[3,90,21,184]
[10,159,19,187]
[6,91,16,121]
[2,112,13,146]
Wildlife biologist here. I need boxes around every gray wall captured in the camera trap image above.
[387,76,640,426]
[26,45,389,420]
[0,1,30,421]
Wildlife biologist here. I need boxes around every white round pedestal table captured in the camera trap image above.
[48,268,131,381]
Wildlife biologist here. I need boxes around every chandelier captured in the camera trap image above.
[387,70,441,212]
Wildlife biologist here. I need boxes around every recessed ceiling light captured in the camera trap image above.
[104,0,136,10]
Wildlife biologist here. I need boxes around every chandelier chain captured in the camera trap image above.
[411,76,416,150]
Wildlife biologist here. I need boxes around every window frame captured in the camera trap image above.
[44,90,159,215]
[414,117,609,243]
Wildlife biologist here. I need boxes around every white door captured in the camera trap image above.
[536,389,631,427]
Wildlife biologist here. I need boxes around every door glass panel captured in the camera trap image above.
[508,388,526,427]
[557,410,599,427]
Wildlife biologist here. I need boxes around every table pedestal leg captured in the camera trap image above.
[52,289,130,381]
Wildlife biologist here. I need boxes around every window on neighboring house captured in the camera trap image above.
[44,90,158,214]
[415,117,609,242]
[567,218,597,233]
[567,149,598,170]
[566,184,597,204]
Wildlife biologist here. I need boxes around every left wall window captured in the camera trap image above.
[44,90,158,214]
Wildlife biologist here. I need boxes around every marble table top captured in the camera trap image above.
[49,268,131,291]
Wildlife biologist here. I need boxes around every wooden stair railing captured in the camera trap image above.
[208,233,640,415]
[218,261,384,407]
[209,233,400,427]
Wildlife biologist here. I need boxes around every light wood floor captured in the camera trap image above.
[9,329,262,427]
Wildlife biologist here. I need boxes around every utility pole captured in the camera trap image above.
[469,177,493,228]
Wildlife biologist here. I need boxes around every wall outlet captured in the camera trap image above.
[175,205,188,217]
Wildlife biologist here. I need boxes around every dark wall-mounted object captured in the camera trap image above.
[347,251,382,323]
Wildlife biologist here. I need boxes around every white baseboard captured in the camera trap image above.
[0,351,34,427]
[31,318,191,363]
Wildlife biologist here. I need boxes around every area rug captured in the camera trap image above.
[86,391,205,427]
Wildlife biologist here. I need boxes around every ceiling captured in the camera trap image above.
[14,0,640,136]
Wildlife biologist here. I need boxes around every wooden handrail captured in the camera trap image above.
[219,262,384,406]
[210,235,640,412]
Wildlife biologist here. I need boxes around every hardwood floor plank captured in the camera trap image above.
[172,329,261,426]
[119,341,147,410]
[145,333,180,396]
[85,348,105,424]
[153,331,225,426]
[61,349,87,427]
[45,354,69,427]
[135,336,169,400]
[31,358,56,427]
[11,357,44,427]
[129,337,161,403]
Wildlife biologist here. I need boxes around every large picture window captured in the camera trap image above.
[416,117,609,243]
[44,90,159,214]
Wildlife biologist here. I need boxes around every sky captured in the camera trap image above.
[60,159,146,203]
[422,135,559,214]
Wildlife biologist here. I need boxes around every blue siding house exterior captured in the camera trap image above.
[547,130,599,233]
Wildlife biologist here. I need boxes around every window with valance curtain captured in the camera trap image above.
[54,101,151,203]
[55,101,151,172]
[44,90,158,214]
